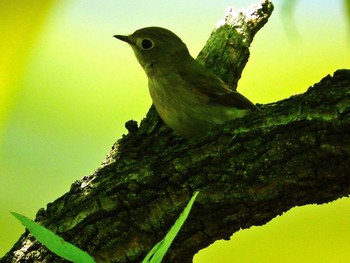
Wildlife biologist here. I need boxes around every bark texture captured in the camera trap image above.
[2,1,350,263]
[197,0,273,89]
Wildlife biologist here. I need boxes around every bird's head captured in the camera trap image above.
[114,27,190,75]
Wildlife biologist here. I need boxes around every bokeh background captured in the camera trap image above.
[1,0,349,261]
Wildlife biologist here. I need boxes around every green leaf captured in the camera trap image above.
[10,212,95,263]
[142,191,200,263]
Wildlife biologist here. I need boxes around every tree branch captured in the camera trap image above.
[197,0,273,89]
[2,1,350,263]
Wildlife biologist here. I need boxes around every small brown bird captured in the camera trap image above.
[114,27,257,139]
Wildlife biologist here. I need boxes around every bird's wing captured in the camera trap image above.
[180,63,258,110]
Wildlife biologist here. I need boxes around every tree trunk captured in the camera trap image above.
[2,1,350,262]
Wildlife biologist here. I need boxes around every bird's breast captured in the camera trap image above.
[147,73,248,139]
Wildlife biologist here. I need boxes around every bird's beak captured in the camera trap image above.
[113,35,134,45]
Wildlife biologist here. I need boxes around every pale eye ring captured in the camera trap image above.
[141,39,154,50]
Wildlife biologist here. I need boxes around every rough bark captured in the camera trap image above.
[2,1,350,263]
[197,0,273,89]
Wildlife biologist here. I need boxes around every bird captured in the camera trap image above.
[114,27,258,139]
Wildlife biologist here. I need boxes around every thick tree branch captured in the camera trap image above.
[197,0,273,89]
[2,1,350,263]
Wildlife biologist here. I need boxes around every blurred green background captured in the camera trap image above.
[1,0,349,262]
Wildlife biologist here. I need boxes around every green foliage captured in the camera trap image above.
[10,191,200,263]
[10,212,96,263]
[282,0,350,39]
[142,191,200,263]
[346,0,350,34]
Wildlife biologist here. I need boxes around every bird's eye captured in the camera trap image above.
[141,39,154,50]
